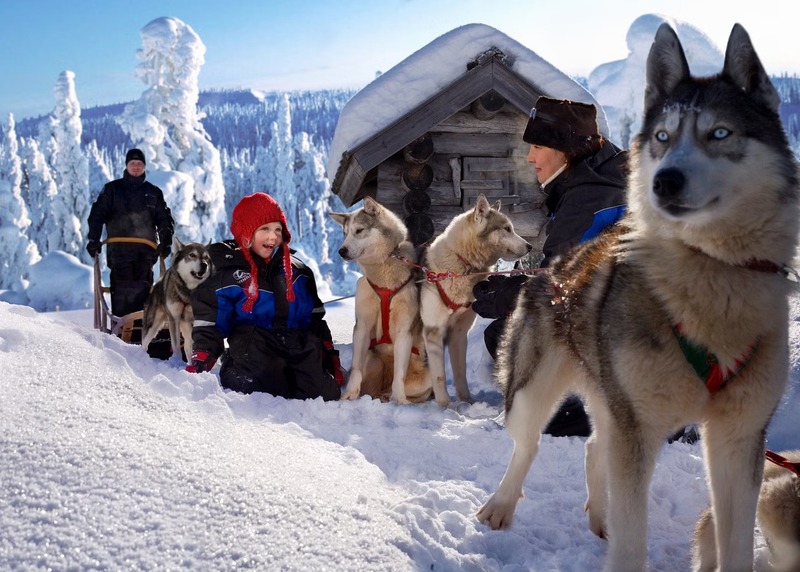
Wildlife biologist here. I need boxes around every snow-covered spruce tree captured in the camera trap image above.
[51,70,90,261]
[0,114,40,293]
[269,94,297,234]
[117,17,226,243]
[18,137,67,255]
[292,131,353,294]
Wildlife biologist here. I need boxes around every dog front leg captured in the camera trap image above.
[603,426,660,572]
[424,325,449,407]
[448,310,476,402]
[343,320,371,400]
[703,422,764,571]
[390,330,412,404]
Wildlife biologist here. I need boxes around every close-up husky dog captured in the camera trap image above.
[693,449,800,572]
[476,23,800,572]
[142,239,214,361]
[420,194,531,407]
[329,198,431,403]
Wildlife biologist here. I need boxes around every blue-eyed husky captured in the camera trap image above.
[477,23,800,571]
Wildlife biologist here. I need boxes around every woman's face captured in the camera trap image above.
[527,145,567,184]
[250,222,284,259]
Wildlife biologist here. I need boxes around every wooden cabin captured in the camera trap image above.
[327,25,608,249]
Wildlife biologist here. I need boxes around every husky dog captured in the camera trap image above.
[476,23,800,571]
[420,194,531,407]
[142,239,214,361]
[330,197,431,403]
[693,450,800,571]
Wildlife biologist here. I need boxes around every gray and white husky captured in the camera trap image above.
[330,197,431,403]
[420,194,531,406]
[142,238,213,361]
[477,23,800,572]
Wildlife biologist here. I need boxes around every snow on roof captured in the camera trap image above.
[327,23,608,178]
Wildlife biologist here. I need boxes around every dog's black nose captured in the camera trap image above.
[338,247,349,259]
[652,167,685,198]
[200,262,207,274]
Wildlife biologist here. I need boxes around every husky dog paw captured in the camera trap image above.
[341,388,361,400]
[476,495,517,530]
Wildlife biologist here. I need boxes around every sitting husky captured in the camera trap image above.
[419,194,531,407]
[330,197,431,403]
[476,24,800,571]
[142,238,213,361]
[693,449,800,572]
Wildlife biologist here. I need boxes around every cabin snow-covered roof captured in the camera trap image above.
[327,23,609,204]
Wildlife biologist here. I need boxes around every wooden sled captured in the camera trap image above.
[92,237,166,343]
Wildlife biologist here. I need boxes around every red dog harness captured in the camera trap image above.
[367,276,420,355]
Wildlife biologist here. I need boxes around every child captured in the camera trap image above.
[186,192,342,401]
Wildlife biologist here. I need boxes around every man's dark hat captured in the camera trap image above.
[125,148,146,165]
[522,96,600,152]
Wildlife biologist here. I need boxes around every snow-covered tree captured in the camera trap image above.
[0,114,40,293]
[19,137,62,255]
[50,70,89,260]
[85,139,113,201]
[117,16,226,243]
[269,94,297,233]
[292,131,351,294]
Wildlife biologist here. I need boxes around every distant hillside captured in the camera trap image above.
[11,88,358,159]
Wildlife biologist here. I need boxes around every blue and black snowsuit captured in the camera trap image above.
[190,240,341,401]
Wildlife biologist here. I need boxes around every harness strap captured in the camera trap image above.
[765,449,800,477]
[367,275,420,355]
[435,281,472,312]
[672,323,758,393]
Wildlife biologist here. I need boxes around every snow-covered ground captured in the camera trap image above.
[2,292,798,571]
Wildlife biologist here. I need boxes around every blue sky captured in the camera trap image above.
[1,0,798,120]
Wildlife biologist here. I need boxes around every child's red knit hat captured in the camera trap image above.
[230,192,294,312]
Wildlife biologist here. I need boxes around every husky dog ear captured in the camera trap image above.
[473,194,491,222]
[723,24,780,113]
[328,212,348,227]
[363,196,382,217]
[172,236,184,251]
[644,24,690,112]
[492,200,502,212]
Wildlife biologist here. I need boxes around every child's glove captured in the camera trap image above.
[322,340,345,386]
[186,350,216,373]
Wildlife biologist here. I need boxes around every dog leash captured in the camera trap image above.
[391,254,540,283]
[765,449,800,477]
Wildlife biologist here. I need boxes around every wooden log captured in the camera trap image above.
[403,133,434,164]
[470,91,506,120]
[401,163,434,192]
[405,212,435,246]
[403,189,432,214]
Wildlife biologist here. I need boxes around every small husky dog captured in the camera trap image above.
[419,194,531,406]
[693,450,800,571]
[330,197,431,403]
[142,238,213,361]
[477,23,800,571]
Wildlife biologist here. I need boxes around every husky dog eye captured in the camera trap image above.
[354,227,365,235]
[655,130,669,142]
[711,127,730,140]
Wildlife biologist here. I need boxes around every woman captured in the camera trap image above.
[473,96,628,436]
[186,192,342,401]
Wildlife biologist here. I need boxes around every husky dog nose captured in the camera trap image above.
[199,262,208,274]
[652,167,685,198]
[338,247,349,259]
